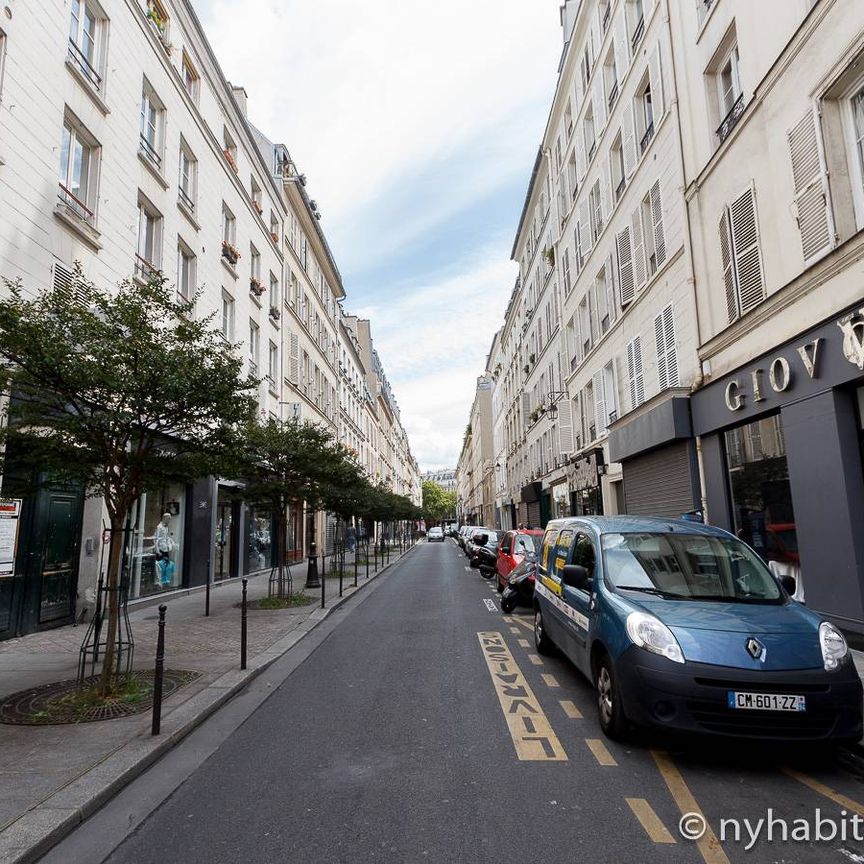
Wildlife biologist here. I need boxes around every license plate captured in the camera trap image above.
[727,691,806,712]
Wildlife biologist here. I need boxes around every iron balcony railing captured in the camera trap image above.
[588,139,597,161]
[607,80,619,111]
[57,183,94,224]
[134,254,159,280]
[602,3,611,32]
[640,120,655,154]
[615,176,626,202]
[139,134,162,168]
[716,93,745,144]
[631,15,645,52]
[67,40,101,89]
[178,185,194,212]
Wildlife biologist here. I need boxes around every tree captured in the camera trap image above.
[422,480,451,525]
[0,268,255,694]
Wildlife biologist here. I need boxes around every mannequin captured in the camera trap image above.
[154,512,176,588]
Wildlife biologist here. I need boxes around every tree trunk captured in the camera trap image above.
[98,511,125,696]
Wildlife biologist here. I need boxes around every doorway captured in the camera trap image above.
[214,490,237,581]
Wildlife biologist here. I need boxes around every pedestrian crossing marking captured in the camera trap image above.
[527,654,543,666]
[541,673,559,688]
[477,632,567,761]
[518,639,530,648]
[559,699,582,719]
[626,798,676,844]
[585,738,617,766]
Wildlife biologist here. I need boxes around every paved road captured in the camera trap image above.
[54,540,864,863]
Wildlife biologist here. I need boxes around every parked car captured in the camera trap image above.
[457,526,471,550]
[461,526,485,555]
[533,516,862,743]
[427,526,444,542]
[496,529,545,591]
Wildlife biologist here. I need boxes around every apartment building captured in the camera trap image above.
[421,469,457,493]
[670,0,864,631]
[456,376,495,527]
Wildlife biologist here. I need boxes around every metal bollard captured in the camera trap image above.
[365,541,370,579]
[240,578,248,670]
[354,546,358,587]
[321,560,326,608]
[205,558,211,617]
[151,604,167,736]
[339,561,343,597]
[373,541,378,572]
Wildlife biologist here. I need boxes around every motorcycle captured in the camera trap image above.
[470,533,498,580]
[500,556,538,613]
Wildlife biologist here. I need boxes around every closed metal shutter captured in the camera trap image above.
[623,441,695,519]
[527,502,541,528]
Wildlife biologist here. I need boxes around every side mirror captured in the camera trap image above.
[473,533,488,547]
[780,574,796,596]
[562,564,592,592]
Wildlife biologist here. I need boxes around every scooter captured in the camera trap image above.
[470,533,497,580]
[500,557,538,613]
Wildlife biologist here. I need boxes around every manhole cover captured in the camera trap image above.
[0,670,202,725]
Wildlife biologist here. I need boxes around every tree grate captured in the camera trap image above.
[0,669,201,725]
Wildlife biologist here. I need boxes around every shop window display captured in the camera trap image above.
[724,415,802,600]
[125,485,185,598]
[246,508,274,573]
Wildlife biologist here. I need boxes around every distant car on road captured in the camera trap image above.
[533,515,862,743]
[427,527,444,542]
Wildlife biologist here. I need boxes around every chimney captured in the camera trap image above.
[231,85,248,117]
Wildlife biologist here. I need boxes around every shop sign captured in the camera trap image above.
[722,307,864,414]
[0,499,22,579]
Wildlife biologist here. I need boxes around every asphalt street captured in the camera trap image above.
[47,540,864,864]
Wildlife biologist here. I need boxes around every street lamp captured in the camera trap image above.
[545,390,567,420]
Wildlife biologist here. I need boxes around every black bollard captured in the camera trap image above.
[321,557,326,608]
[365,540,370,580]
[205,560,211,618]
[354,546,358,588]
[151,604,167,736]
[240,578,248,670]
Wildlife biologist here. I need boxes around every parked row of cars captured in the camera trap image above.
[456,517,863,745]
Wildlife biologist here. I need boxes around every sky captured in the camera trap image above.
[194,0,564,471]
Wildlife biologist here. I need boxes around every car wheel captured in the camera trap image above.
[595,655,628,741]
[534,607,555,655]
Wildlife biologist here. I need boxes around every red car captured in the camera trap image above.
[496,529,544,591]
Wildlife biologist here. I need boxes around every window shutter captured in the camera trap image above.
[663,304,679,386]
[787,106,834,264]
[613,9,629,82]
[617,226,635,305]
[575,135,587,180]
[589,281,600,343]
[729,186,764,315]
[649,44,664,118]
[622,104,637,176]
[593,369,606,436]
[650,179,666,267]
[289,332,300,385]
[557,397,575,455]
[631,206,646,289]
[719,208,737,322]
[521,390,532,427]
[579,200,593,253]
[600,160,612,221]
[605,255,618,324]
[592,76,606,131]
[627,336,644,409]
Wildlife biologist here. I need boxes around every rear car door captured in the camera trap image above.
[497,531,513,581]
[559,532,596,674]
[536,528,574,650]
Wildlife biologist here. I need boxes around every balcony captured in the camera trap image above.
[716,94,745,145]
[631,15,645,52]
[67,40,101,90]
[178,186,194,213]
[639,120,655,154]
[139,135,161,169]
[607,80,619,111]
[57,184,94,225]
[615,175,626,202]
[134,254,159,281]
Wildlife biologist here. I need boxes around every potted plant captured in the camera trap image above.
[542,247,555,267]
[269,305,281,321]
[253,200,263,215]
[223,149,237,172]
[221,241,240,266]
[270,231,279,244]
[249,277,266,298]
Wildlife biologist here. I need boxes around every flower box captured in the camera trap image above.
[269,306,281,320]
[223,148,238,173]
[249,278,266,298]
[221,241,240,265]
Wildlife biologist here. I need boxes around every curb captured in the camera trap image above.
[0,545,418,864]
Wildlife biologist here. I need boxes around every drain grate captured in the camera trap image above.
[0,670,202,725]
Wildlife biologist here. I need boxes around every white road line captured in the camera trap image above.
[483,598,498,612]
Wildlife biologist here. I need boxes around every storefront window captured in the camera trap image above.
[725,415,802,598]
[125,485,186,599]
[552,485,571,518]
[246,507,274,574]
[571,486,603,516]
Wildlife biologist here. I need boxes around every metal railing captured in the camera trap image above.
[607,80,619,111]
[139,134,162,168]
[602,3,611,31]
[134,254,159,280]
[615,176,626,202]
[178,185,194,212]
[716,94,745,144]
[640,120,655,154]
[67,40,101,89]
[631,15,645,52]
[58,183,94,223]
[588,139,597,162]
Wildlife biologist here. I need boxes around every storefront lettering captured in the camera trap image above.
[724,338,823,413]
[838,309,864,370]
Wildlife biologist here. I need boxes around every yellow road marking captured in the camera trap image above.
[784,768,864,817]
[509,627,521,635]
[509,616,535,633]
[502,616,514,624]
[518,639,530,648]
[626,798,676,844]
[559,699,582,719]
[477,632,567,761]
[527,654,543,666]
[585,738,617,766]
[651,750,730,864]
[541,673,559,688]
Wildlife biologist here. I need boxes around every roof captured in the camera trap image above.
[544,516,730,538]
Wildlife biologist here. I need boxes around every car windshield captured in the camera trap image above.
[601,532,783,603]
[513,534,537,554]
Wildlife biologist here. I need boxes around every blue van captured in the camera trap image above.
[533,516,862,741]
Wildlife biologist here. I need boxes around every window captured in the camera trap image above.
[719,186,764,322]
[58,112,99,224]
[604,47,618,111]
[584,102,596,161]
[574,224,584,273]
[269,211,279,243]
[178,139,197,213]
[611,132,625,202]
[181,52,199,102]
[599,0,611,32]
[655,304,679,389]
[250,245,261,280]
[251,178,263,215]
[249,320,260,375]
[567,152,578,203]
[637,76,654,153]
[268,341,278,383]
[593,361,617,434]
[564,100,573,139]
[139,80,164,169]
[714,41,744,143]
[589,180,603,243]
[177,240,195,303]
[628,0,645,52]
[223,127,238,172]
[221,204,238,265]
[221,290,235,340]
[68,0,105,91]
[135,197,162,277]
[851,85,864,209]
[269,272,280,312]
[562,248,571,294]
[626,336,645,409]
[145,0,168,41]
[578,294,592,357]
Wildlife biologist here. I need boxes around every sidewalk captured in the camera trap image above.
[0,543,415,864]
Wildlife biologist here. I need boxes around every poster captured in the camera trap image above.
[0,499,22,579]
